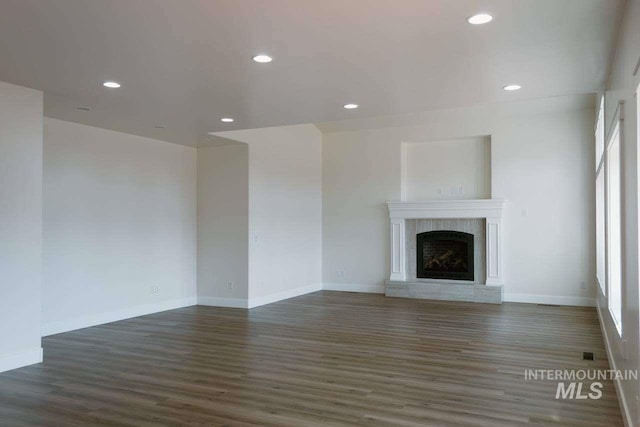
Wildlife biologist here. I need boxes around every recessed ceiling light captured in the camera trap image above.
[221,118,234,123]
[252,54,272,63]
[467,13,493,25]
[102,81,121,89]
[343,104,359,109]
[503,84,522,91]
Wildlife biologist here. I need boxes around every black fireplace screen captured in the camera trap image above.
[416,231,474,281]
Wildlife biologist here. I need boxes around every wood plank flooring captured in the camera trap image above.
[0,291,623,426]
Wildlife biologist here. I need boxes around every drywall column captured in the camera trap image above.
[212,124,323,307]
[197,144,249,307]
[0,81,43,372]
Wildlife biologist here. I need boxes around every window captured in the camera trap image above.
[595,97,605,168]
[595,96,606,296]
[596,168,605,294]
[607,118,622,334]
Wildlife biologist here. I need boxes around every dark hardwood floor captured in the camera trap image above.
[0,291,623,426]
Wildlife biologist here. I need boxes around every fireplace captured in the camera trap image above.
[416,230,474,281]
[386,200,504,303]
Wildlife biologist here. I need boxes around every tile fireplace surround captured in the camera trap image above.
[386,199,505,304]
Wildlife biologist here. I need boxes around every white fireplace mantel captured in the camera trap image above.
[387,199,505,286]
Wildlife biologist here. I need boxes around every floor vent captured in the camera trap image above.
[583,352,595,361]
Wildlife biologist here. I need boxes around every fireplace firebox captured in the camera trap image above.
[416,231,474,281]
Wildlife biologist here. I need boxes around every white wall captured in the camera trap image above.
[492,111,595,304]
[403,137,490,200]
[598,0,640,424]
[0,82,43,372]
[322,97,595,304]
[197,144,249,306]
[214,124,323,306]
[323,130,401,293]
[43,118,197,335]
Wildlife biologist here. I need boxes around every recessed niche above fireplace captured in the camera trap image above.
[417,230,474,281]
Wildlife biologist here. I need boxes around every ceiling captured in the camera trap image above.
[0,0,624,146]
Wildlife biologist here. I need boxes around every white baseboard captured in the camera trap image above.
[248,283,322,308]
[198,296,248,308]
[323,282,385,294]
[0,347,43,373]
[504,293,595,307]
[42,297,197,337]
[596,299,633,427]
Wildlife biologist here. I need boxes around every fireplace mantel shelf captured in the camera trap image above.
[387,199,505,219]
[386,199,505,296]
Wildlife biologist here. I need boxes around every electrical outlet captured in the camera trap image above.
[227,281,234,290]
[580,281,587,289]
[150,285,160,295]
[336,270,345,278]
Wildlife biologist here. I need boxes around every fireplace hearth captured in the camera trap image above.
[417,230,474,281]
